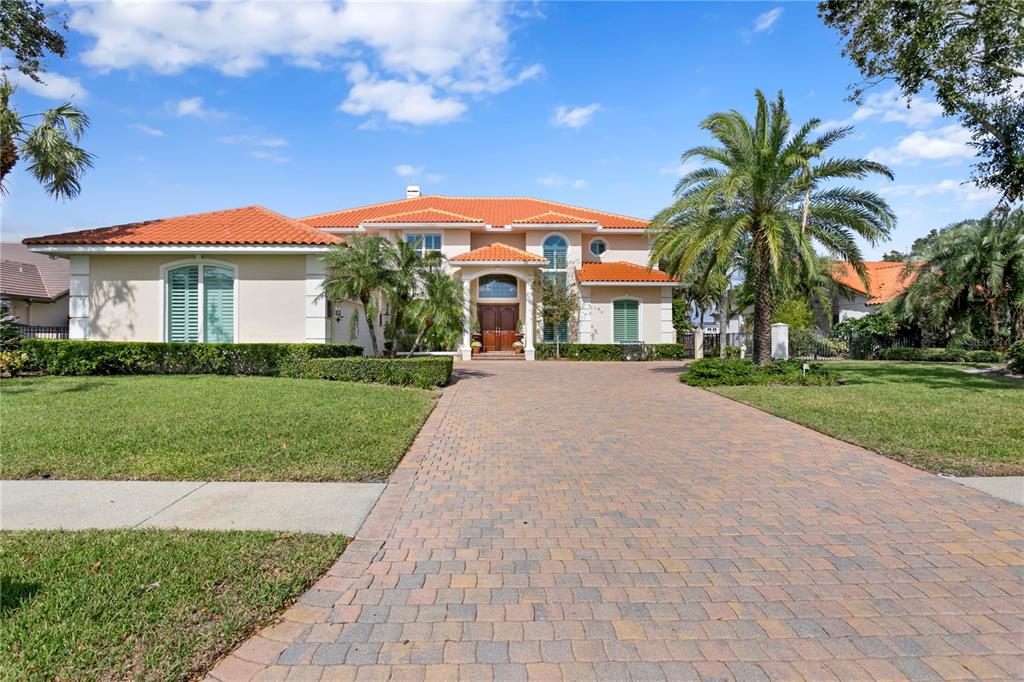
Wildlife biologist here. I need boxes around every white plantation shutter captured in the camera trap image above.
[167,266,199,342]
[613,299,639,342]
[203,266,235,343]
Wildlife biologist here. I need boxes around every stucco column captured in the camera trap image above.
[461,276,472,361]
[578,286,592,344]
[771,322,789,360]
[660,287,675,343]
[304,255,329,344]
[524,277,536,361]
[68,255,90,340]
[693,328,704,360]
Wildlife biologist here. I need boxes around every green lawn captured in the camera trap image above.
[1,375,435,481]
[1,529,347,681]
[710,361,1024,476]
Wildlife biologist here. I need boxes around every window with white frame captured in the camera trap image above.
[589,238,607,257]
[613,299,640,343]
[405,233,442,257]
[542,234,570,342]
[165,262,236,343]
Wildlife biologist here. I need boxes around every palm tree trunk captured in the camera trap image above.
[362,295,380,356]
[752,245,774,365]
[718,289,728,358]
[410,321,431,355]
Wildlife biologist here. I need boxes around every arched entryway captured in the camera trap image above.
[456,267,540,360]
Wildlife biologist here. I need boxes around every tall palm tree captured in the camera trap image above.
[889,209,1024,347]
[0,77,93,199]
[385,238,445,351]
[407,269,464,354]
[322,235,395,356]
[649,90,895,363]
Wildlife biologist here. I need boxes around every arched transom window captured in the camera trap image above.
[478,274,519,299]
[165,262,236,343]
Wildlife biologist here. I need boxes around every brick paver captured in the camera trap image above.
[212,361,1023,681]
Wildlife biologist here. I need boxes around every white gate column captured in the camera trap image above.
[524,278,536,361]
[461,276,472,361]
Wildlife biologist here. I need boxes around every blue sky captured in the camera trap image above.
[3,1,1000,257]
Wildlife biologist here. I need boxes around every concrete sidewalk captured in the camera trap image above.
[0,480,385,535]
[952,475,1023,505]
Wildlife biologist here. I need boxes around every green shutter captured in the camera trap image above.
[167,266,199,342]
[203,266,235,343]
[613,300,639,343]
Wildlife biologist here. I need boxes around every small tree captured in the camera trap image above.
[537,273,577,359]
[321,236,395,356]
[407,269,464,354]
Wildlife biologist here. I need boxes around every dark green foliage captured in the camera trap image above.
[682,358,836,386]
[1,312,22,350]
[1,0,68,83]
[878,347,966,362]
[534,343,692,361]
[1008,340,1024,372]
[21,339,362,377]
[298,356,453,388]
[963,350,1006,363]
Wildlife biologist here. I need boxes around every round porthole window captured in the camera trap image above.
[589,239,608,257]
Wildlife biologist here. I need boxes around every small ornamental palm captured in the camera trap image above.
[649,90,895,363]
[322,235,395,356]
[408,269,464,354]
[890,209,1024,347]
[1,77,93,199]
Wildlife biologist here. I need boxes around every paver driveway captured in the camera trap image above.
[212,361,1023,681]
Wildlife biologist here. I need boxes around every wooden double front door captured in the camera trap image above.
[479,304,519,351]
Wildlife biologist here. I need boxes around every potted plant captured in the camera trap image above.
[471,318,482,343]
[512,340,524,354]
[471,340,482,355]
[515,318,524,342]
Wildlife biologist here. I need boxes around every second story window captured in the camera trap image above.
[405,233,442,257]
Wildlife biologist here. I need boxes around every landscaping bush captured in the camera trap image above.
[681,358,836,386]
[878,347,966,362]
[962,349,1005,363]
[535,343,692,360]
[1008,340,1024,373]
[298,356,453,388]
[21,339,363,377]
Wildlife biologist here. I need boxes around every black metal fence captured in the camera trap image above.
[16,324,68,339]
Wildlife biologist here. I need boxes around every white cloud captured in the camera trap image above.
[7,70,87,100]
[881,179,1000,203]
[70,1,542,126]
[571,179,586,190]
[868,124,974,164]
[218,134,287,147]
[250,150,289,164]
[340,62,466,125]
[659,158,703,177]
[822,87,945,133]
[394,164,423,177]
[130,123,164,137]
[171,96,225,119]
[551,104,600,130]
[752,8,783,33]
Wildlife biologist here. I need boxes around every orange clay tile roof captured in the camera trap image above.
[363,208,483,223]
[302,196,649,229]
[449,243,547,263]
[576,261,677,283]
[22,206,341,246]
[830,260,918,305]
[512,211,596,224]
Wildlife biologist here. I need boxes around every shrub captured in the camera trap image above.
[681,358,836,386]
[21,340,363,377]
[298,356,452,388]
[1008,340,1024,373]
[878,347,966,362]
[962,349,1005,363]
[535,343,692,361]
[0,350,30,376]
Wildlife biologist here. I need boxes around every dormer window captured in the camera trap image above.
[405,233,442,257]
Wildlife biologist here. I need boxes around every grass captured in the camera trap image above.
[1,375,436,481]
[0,529,347,681]
[709,361,1024,476]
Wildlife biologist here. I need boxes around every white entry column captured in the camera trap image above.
[524,277,536,361]
[304,255,329,344]
[68,255,90,340]
[461,276,472,361]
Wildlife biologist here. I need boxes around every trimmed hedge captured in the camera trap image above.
[1008,340,1024,373]
[297,356,453,388]
[21,339,363,377]
[878,347,1006,363]
[682,358,836,387]
[535,343,692,361]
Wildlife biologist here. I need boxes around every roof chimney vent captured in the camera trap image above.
[406,185,421,199]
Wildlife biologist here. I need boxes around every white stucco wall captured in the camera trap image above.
[86,254,310,343]
[581,233,651,266]
[584,285,669,344]
[469,232,527,250]
[8,298,69,326]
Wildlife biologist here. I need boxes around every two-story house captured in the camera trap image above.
[23,187,678,360]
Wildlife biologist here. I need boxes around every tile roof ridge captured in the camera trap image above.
[365,207,482,222]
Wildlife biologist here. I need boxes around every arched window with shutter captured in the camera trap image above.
[164,261,237,343]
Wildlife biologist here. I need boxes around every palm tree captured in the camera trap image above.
[649,90,895,363]
[889,209,1024,348]
[322,235,395,356]
[407,269,465,354]
[385,238,444,351]
[1,77,93,199]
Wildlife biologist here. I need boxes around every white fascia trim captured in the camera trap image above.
[358,221,487,229]
[451,261,546,267]
[27,244,333,255]
[504,223,601,230]
[580,281,680,287]
[595,228,649,233]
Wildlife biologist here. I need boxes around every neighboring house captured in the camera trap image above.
[0,242,70,329]
[819,260,917,329]
[23,188,678,360]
